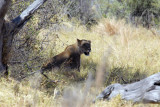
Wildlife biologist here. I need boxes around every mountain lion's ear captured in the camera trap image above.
[77,39,81,46]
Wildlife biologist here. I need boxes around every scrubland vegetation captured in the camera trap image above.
[1,0,160,107]
[1,18,160,107]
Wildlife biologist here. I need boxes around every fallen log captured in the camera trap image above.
[94,72,160,103]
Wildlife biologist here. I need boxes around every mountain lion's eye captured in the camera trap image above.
[83,44,87,47]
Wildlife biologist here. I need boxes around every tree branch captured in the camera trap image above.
[94,72,160,103]
[12,0,47,31]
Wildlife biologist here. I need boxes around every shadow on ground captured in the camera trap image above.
[51,58,98,82]
[105,67,147,85]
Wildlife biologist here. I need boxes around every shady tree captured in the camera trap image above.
[0,0,48,76]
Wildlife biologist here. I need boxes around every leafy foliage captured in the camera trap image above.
[99,0,160,27]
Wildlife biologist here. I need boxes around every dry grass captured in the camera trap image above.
[1,18,160,106]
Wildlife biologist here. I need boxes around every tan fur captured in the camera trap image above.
[41,39,91,72]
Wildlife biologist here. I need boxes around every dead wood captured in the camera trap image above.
[94,72,160,103]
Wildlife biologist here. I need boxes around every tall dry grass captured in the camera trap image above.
[1,18,160,106]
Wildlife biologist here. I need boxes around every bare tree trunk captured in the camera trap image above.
[0,0,47,75]
[0,20,4,72]
[0,0,11,74]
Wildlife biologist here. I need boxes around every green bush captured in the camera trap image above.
[99,0,160,27]
[126,0,160,27]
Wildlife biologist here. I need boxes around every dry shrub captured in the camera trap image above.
[104,19,118,36]
[95,18,124,36]
[95,18,159,46]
